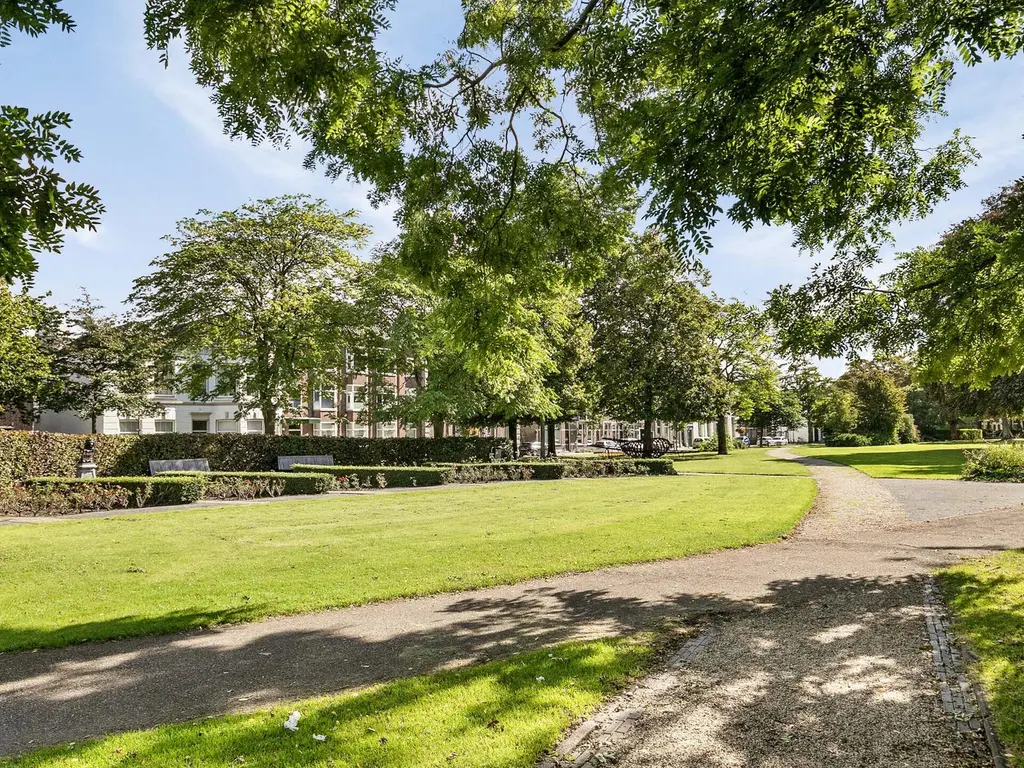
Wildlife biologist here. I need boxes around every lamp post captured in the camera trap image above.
[75,438,97,479]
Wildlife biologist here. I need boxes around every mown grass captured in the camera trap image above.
[0,636,658,768]
[673,447,809,476]
[793,442,978,480]
[941,551,1024,766]
[0,476,815,652]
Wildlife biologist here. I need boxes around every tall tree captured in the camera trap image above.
[710,302,777,455]
[783,359,827,442]
[40,294,164,433]
[129,196,367,434]
[584,231,718,457]
[838,359,907,444]
[1,2,102,283]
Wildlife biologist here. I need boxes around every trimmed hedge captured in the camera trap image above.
[824,433,872,447]
[21,476,207,509]
[0,431,512,484]
[962,444,1024,482]
[293,465,453,488]
[161,471,333,497]
[958,428,984,442]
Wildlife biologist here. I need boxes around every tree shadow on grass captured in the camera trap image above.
[0,572,978,764]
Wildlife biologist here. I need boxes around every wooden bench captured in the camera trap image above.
[149,458,211,475]
[277,455,334,471]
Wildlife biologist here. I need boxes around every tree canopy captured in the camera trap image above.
[129,196,368,434]
[1,2,103,283]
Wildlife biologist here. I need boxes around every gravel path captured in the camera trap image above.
[2,451,1023,759]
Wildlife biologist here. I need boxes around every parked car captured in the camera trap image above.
[590,438,620,452]
[519,440,542,455]
[760,435,789,447]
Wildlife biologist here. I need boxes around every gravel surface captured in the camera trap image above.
[611,580,987,768]
[879,478,1024,522]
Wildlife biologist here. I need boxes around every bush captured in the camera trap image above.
[0,432,513,484]
[560,458,676,477]
[19,476,207,511]
[0,482,132,516]
[959,428,984,442]
[823,433,872,447]
[161,471,333,498]
[961,444,1024,482]
[293,465,453,488]
[898,413,919,444]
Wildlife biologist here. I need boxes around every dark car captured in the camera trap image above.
[519,440,542,455]
[590,438,621,452]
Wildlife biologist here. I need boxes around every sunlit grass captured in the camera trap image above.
[0,637,658,768]
[0,476,815,652]
[793,442,977,480]
[941,551,1024,766]
[673,447,809,476]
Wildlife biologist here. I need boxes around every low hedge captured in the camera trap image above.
[958,428,984,442]
[824,433,872,447]
[560,458,676,477]
[20,476,207,510]
[0,431,513,484]
[293,465,452,488]
[160,471,333,498]
[962,444,1024,482]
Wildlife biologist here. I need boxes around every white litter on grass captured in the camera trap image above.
[313,735,327,742]
[283,712,302,731]
[536,676,545,682]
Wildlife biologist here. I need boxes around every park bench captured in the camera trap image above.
[149,458,211,475]
[277,455,334,471]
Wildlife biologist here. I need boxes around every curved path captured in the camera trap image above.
[2,452,1024,758]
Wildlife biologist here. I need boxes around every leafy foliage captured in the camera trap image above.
[129,196,368,433]
[20,475,206,510]
[962,443,1024,481]
[1,1,103,283]
[839,359,907,444]
[0,284,58,417]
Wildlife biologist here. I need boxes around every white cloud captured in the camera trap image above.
[66,224,105,251]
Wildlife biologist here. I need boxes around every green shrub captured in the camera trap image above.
[823,433,872,447]
[21,476,207,510]
[959,428,984,442]
[961,444,1024,482]
[560,458,676,477]
[0,432,513,484]
[161,471,333,497]
[897,413,919,444]
[0,482,132,516]
[293,465,453,488]
[447,463,537,483]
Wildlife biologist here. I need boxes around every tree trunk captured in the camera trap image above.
[642,419,654,458]
[90,413,98,434]
[1002,415,1014,440]
[508,418,519,457]
[431,416,445,439]
[949,420,958,440]
[717,412,729,455]
[262,401,277,435]
[547,421,558,457]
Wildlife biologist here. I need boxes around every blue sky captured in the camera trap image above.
[5,2,1024,376]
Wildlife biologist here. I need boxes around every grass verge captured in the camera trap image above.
[941,551,1024,766]
[0,636,658,768]
[673,447,809,476]
[0,476,815,652]
[792,442,977,480]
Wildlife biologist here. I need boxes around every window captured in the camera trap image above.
[216,419,239,433]
[316,422,337,437]
[380,422,398,438]
[154,420,175,433]
[315,389,336,410]
[287,422,302,436]
[191,418,209,433]
[350,423,368,438]
[118,419,140,434]
[245,419,264,434]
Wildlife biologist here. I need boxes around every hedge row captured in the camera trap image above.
[160,471,334,497]
[21,476,207,510]
[824,433,872,447]
[0,431,512,484]
[297,457,677,488]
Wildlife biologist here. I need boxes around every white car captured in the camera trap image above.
[760,435,789,447]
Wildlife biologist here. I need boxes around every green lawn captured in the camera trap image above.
[0,636,657,768]
[792,442,980,480]
[673,447,809,476]
[941,551,1024,767]
[0,476,815,652]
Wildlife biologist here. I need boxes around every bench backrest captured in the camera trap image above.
[149,458,211,475]
[277,455,335,471]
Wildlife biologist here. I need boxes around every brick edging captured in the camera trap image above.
[924,578,1008,768]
